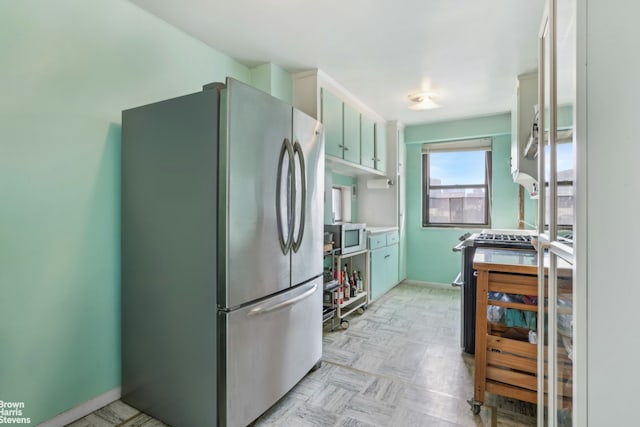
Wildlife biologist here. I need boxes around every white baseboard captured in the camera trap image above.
[37,387,121,427]
[400,279,457,290]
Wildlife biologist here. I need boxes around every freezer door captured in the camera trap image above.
[291,109,324,286]
[220,279,322,427]
[220,79,293,308]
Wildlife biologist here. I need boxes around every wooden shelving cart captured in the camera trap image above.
[470,248,573,415]
[323,248,369,330]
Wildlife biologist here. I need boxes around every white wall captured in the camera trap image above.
[583,0,640,423]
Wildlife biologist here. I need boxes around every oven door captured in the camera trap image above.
[452,241,466,348]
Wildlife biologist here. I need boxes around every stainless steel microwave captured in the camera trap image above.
[324,223,367,255]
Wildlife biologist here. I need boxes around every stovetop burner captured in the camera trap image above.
[476,233,532,243]
[473,232,535,249]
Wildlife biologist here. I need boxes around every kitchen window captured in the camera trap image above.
[331,185,353,223]
[422,138,492,227]
[332,187,343,222]
[544,135,574,230]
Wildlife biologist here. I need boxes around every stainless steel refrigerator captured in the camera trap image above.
[121,78,324,427]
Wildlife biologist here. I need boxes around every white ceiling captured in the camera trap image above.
[131,0,545,125]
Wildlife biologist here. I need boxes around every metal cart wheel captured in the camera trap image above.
[340,319,349,329]
[467,399,482,415]
[357,307,365,314]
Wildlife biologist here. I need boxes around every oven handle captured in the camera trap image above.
[451,272,463,288]
[452,241,466,252]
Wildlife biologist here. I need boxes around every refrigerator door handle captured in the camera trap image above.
[291,141,306,253]
[276,138,295,254]
[247,283,318,316]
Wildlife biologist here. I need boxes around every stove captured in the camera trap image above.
[473,232,535,249]
[453,230,536,353]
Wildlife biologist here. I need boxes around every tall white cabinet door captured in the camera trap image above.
[537,0,576,425]
[221,78,293,308]
[397,127,407,280]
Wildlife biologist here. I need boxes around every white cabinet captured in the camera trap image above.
[511,73,538,196]
[293,69,386,176]
[356,121,403,228]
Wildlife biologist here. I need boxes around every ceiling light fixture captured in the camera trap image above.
[408,92,441,110]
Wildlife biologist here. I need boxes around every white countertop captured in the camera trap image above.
[367,226,399,234]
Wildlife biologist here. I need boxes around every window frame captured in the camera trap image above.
[544,179,574,230]
[421,142,492,228]
[543,133,574,230]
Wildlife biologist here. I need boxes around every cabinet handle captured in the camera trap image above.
[338,144,345,148]
[384,254,390,259]
[343,146,349,151]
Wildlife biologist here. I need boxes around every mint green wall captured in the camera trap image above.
[250,63,293,104]
[405,113,512,143]
[405,114,530,284]
[270,64,294,104]
[0,1,259,424]
[250,64,273,95]
[490,134,520,227]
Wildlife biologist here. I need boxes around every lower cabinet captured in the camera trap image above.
[370,247,386,301]
[386,243,399,289]
[369,231,399,302]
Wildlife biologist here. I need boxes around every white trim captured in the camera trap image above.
[421,137,492,153]
[574,0,587,424]
[37,387,121,427]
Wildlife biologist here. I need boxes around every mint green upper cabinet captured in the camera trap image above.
[342,103,361,164]
[320,88,344,158]
[360,116,375,169]
[375,123,387,173]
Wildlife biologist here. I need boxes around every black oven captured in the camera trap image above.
[452,231,535,354]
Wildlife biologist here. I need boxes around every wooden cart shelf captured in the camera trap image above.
[323,249,370,331]
[471,248,574,415]
[473,264,540,411]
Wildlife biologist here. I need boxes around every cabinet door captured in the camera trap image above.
[342,104,361,164]
[385,243,399,291]
[320,88,343,158]
[360,116,375,169]
[369,247,386,302]
[375,123,387,173]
